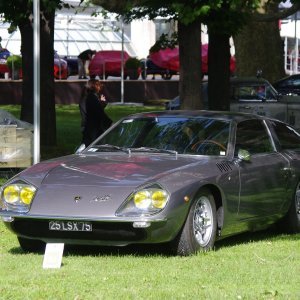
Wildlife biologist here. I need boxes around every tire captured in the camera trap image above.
[283,182,300,233]
[67,66,72,77]
[161,72,172,80]
[18,237,46,253]
[172,188,217,256]
[141,71,146,80]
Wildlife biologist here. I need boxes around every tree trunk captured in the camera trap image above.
[208,32,231,111]
[234,19,285,83]
[178,19,202,109]
[19,12,56,149]
[19,21,34,124]
[40,11,56,147]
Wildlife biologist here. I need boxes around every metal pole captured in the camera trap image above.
[121,18,124,104]
[33,0,40,164]
[284,36,288,73]
[295,13,298,74]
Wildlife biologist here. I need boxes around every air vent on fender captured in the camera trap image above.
[216,162,233,173]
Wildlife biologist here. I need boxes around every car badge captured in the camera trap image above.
[92,195,112,202]
[74,196,81,203]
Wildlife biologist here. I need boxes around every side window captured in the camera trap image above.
[277,79,292,88]
[271,121,300,150]
[235,120,273,155]
[292,78,300,87]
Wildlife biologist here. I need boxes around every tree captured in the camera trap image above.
[91,0,260,110]
[204,3,254,110]
[234,0,300,83]
[0,0,71,148]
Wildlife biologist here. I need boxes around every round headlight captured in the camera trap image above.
[152,190,168,209]
[3,185,20,203]
[20,186,36,205]
[134,190,151,209]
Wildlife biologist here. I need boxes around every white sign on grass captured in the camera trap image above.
[42,243,65,269]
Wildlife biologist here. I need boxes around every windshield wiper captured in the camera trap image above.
[130,147,178,155]
[90,144,130,154]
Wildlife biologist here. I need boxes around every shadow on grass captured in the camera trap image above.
[214,227,300,251]
[8,228,300,257]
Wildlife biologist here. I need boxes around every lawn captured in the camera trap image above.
[0,221,299,299]
[0,104,299,299]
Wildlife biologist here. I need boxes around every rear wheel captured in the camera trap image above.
[172,188,217,256]
[283,182,300,233]
[161,72,172,80]
[18,237,46,253]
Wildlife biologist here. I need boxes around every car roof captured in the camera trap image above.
[229,76,271,85]
[202,77,271,87]
[126,110,271,123]
[274,74,300,83]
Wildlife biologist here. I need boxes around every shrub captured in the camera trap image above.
[125,57,141,70]
[6,55,22,70]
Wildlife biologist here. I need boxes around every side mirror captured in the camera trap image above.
[237,149,251,162]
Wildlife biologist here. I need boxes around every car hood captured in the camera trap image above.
[19,153,211,219]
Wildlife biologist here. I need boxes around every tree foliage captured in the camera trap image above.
[92,0,260,110]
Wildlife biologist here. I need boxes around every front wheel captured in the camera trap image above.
[172,188,217,256]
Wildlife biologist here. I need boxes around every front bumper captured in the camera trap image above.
[1,212,180,247]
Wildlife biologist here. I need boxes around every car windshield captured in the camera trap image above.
[232,83,277,101]
[87,116,230,156]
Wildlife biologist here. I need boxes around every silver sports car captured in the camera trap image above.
[1,111,300,255]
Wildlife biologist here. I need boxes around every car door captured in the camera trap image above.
[234,119,289,219]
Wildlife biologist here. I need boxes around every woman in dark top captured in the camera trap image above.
[80,79,112,147]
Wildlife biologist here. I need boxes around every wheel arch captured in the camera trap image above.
[193,183,224,230]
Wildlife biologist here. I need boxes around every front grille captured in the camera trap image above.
[11,219,146,242]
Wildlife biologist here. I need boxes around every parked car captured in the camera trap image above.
[0,50,68,79]
[141,44,235,80]
[1,111,300,255]
[53,51,68,79]
[63,56,78,76]
[166,76,300,130]
[89,50,141,79]
[0,59,9,78]
[140,57,178,80]
[0,48,10,60]
[273,74,300,96]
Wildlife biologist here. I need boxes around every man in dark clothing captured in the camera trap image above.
[80,79,112,147]
[78,49,96,79]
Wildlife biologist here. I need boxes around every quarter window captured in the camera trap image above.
[271,121,300,150]
[235,120,273,155]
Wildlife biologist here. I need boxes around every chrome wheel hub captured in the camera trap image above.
[193,196,213,247]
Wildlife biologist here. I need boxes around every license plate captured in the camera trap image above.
[49,220,92,232]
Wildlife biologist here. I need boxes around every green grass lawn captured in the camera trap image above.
[0,221,299,299]
[0,104,300,299]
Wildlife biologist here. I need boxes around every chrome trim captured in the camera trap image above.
[0,210,167,222]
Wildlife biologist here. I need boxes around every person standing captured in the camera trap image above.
[80,79,112,147]
[78,49,96,79]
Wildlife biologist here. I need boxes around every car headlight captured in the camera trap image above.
[116,184,170,217]
[0,182,36,213]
